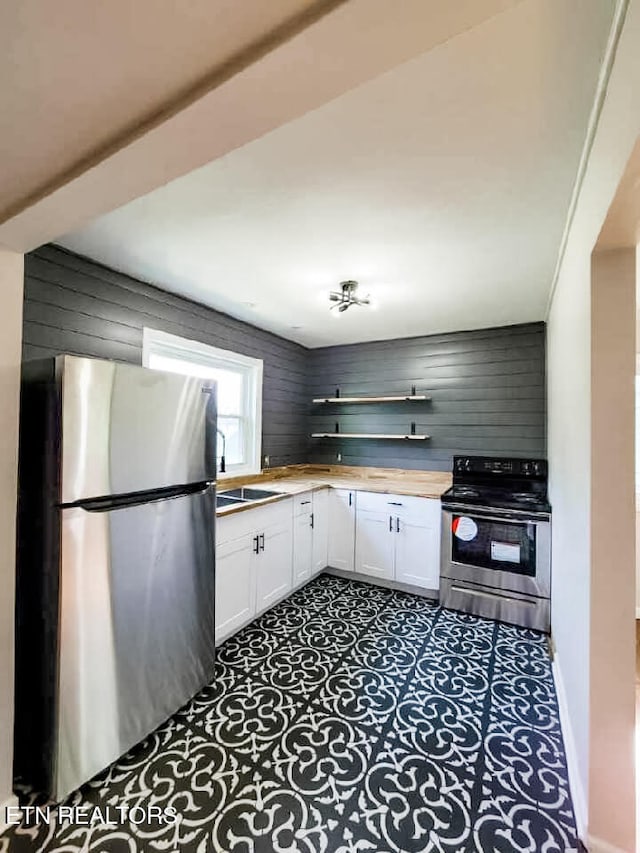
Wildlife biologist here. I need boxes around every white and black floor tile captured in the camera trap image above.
[296,616,362,653]
[316,662,403,727]
[341,628,422,677]
[1,575,579,853]
[215,624,283,675]
[187,676,303,763]
[258,638,338,701]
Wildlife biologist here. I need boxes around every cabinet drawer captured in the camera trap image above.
[293,492,314,516]
[217,497,292,543]
[356,491,439,524]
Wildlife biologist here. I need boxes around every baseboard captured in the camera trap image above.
[587,836,630,853]
[552,655,588,843]
[0,794,21,833]
[323,567,439,600]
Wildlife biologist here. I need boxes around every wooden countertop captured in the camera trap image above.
[216,464,451,517]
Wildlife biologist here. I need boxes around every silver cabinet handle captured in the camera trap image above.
[253,535,260,554]
[310,513,314,529]
[389,515,393,532]
[300,500,311,505]
[348,492,352,506]
[259,533,265,552]
[388,501,403,506]
[396,517,400,533]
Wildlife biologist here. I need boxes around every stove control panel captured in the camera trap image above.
[453,456,547,479]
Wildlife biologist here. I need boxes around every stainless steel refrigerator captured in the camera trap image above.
[14,355,217,801]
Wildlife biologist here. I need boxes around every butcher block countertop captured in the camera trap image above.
[216,464,452,517]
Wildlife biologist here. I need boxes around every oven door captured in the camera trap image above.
[441,507,550,598]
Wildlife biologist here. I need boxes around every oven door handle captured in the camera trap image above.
[449,584,538,607]
[442,504,549,524]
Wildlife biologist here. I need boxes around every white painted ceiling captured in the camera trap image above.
[1,0,334,220]
[59,0,615,348]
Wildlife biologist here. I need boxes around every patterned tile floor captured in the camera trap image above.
[1,574,578,852]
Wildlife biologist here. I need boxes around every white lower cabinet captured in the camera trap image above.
[215,534,255,643]
[215,499,293,644]
[293,489,329,586]
[256,519,294,612]
[328,488,356,572]
[355,511,395,579]
[354,491,441,589]
[395,516,440,588]
[215,485,441,645]
[293,510,313,588]
[311,488,329,575]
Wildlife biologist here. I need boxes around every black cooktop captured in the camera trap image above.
[441,484,551,514]
[441,455,551,515]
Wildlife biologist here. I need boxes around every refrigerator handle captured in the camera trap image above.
[64,481,214,513]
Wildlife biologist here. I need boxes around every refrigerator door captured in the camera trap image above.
[54,483,215,801]
[59,355,216,505]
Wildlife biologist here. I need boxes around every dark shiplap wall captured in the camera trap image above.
[23,245,310,468]
[308,323,546,471]
[23,247,546,473]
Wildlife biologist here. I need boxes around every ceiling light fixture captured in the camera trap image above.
[329,280,371,313]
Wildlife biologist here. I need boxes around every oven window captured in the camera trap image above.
[451,515,536,576]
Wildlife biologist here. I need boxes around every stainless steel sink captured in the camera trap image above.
[216,494,247,508]
[219,487,282,501]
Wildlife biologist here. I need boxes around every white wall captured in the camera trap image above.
[547,0,640,847]
[636,266,640,619]
[548,239,593,829]
[0,248,24,828]
[590,248,636,850]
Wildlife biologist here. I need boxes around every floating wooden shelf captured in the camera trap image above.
[311,433,430,440]
[312,395,430,404]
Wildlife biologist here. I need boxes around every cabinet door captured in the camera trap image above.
[355,510,395,580]
[395,515,440,589]
[256,520,293,613]
[328,489,356,572]
[215,534,255,644]
[311,489,329,575]
[293,512,313,588]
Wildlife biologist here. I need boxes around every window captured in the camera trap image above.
[142,328,263,478]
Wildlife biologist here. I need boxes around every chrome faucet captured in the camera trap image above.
[216,427,226,474]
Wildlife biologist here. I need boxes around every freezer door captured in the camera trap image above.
[59,356,216,505]
[55,485,215,800]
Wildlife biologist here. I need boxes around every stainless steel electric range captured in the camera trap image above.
[440,456,551,632]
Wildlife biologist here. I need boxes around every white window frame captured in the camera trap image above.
[142,328,263,479]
